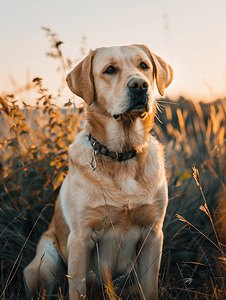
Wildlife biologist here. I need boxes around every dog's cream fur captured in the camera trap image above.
[24,44,173,300]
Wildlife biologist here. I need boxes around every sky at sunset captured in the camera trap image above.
[1,0,226,105]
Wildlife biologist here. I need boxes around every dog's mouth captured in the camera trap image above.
[127,102,148,114]
[113,102,148,121]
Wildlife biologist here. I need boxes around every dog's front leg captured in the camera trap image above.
[137,228,163,300]
[67,231,92,300]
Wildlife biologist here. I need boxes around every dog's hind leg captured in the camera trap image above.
[24,231,62,299]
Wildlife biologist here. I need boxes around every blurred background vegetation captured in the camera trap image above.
[0,29,225,299]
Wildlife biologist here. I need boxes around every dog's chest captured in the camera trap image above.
[108,169,157,206]
[83,203,157,237]
[117,176,139,195]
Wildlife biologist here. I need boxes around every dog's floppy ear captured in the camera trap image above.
[150,51,173,96]
[135,44,173,97]
[66,50,96,105]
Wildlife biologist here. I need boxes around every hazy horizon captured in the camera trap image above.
[1,0,226,105]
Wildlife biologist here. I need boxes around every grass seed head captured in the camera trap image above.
[192,167,201,187]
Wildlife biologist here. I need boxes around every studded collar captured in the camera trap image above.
[88,133,137,162]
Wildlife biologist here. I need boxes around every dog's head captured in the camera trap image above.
[66,44,173,120]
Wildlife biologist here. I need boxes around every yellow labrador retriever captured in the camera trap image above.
[24,44,173,300]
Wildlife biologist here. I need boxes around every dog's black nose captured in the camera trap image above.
[127,78,149,94]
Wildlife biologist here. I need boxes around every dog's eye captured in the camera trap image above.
[104,66,116,74]
[140,62,149,69]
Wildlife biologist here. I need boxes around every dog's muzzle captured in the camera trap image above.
[113,77,149,120]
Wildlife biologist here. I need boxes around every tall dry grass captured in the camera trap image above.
[155,97,226,299]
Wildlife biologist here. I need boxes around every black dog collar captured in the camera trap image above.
[88,134,137,161]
